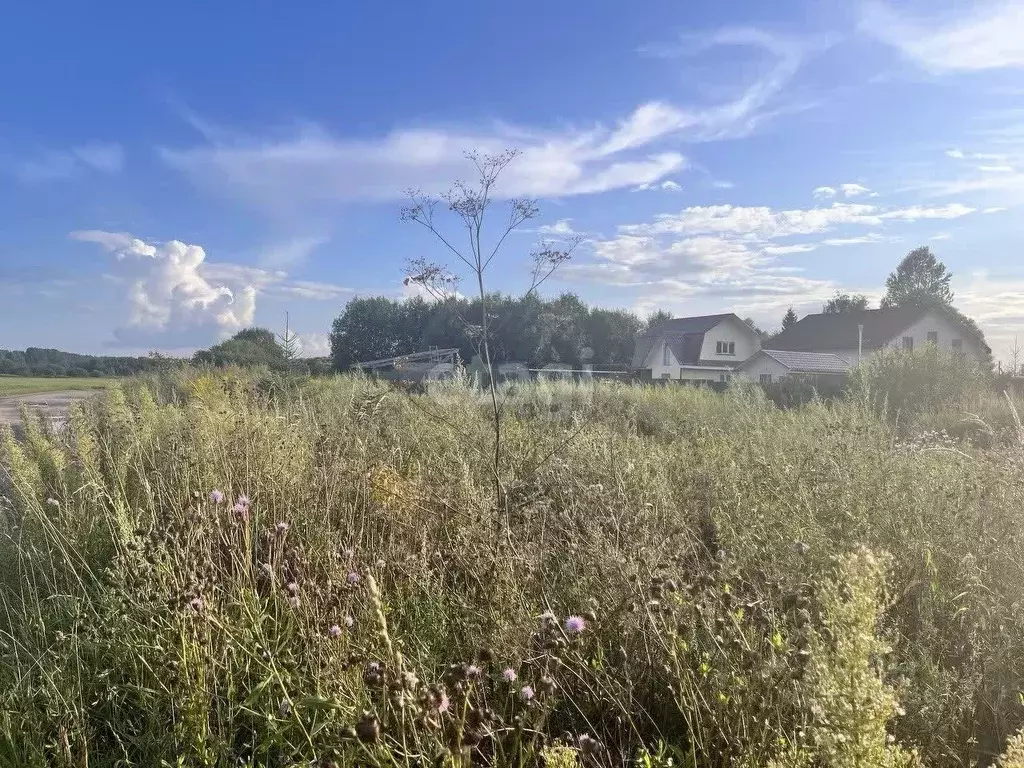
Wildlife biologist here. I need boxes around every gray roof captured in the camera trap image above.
[744,349,851,374]
[631,313,745,369]
[766,307,924,352]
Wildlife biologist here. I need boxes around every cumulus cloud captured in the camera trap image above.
[813,186,837,199]
[661,180,682,192]
[815,183,873,199]
[561,196,979,330]
[295,332,331,358]
[861,1,1024,73]
[947,148,966,159]
[71,230,349,348]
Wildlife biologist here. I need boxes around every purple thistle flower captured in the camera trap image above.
[188,597,204,613]
[344,615,355,628]
[209,489,224,504]
[564,615,586,634]
[343,547,355,559]
[502,668,517,683]
[236,494,251,508]
[287,594,301,609]
[347,571,360,585]
[520,685,535,701]
[466,664,482,680]
[232,502,250,521]
[275,521,289,534]
[286,581,298,595]
[328,624,343,638]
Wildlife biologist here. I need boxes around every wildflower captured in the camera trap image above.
[520,685,535,701]
[564,615,586,634]
[502,668,518,683]
[236,494,251,508]
[344,615,355,628]
[465,664,482,680]
[436,689,450,713]
[188,597,203,613]
[539,610,556,628]
[356,711,381,744]
[343,548,355,559]
[209,489,224,504]
[329,624,343,638]
[232,502,250,521]
[286,581,299,595]
[46,497,59,507]
[347,571,360,585]
[275,521,290,534]
[287,595,301,609]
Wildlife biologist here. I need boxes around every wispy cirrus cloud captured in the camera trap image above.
[861,1,1024,73]
[9,143,124,182]
[162,27,815,215]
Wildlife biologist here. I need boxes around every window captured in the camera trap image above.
[660,372,671,380]
[662,343,671,366]
[716,340,736,355]
[759,373,773,384]
[927,331,938,345]
[902,336,914,351]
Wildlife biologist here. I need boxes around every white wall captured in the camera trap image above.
[679,367,732,383]
[810,312,985,366]
[699,316,761,363]
[879,311,986,361]
[739,353,792,381]
[643,341,680,379]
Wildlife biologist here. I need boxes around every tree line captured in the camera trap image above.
[329,293,652,370]
[0,348,159,378]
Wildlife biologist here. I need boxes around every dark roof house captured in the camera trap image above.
[767,306,990,355]
[630,313,748,369]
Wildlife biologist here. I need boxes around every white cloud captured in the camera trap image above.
[957,271,1024,362]
[163,28,812,213]
[878,203,976,220]
[978,164,1015,172]
[947,148,966,159]
[661,180,682,192]
[930,233,951,241]
[763,244,818,255]
[72,143,124,173]
[983,206,1008,213]
[821,233,889,246]
[538,219,577,236]
[259,235,329,269]
[12,143,123,182]
[813,186,837,199]
[861,1,1024,73]
[839,182,872,197]
[70,230,346,347]
[295,332,331,358]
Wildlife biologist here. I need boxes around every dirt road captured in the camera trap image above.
[0,390,99,434]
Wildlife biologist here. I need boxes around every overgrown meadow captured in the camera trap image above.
[2,365,1024,767]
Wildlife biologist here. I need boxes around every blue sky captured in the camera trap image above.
[3,1,1024,360]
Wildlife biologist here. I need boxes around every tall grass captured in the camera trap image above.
[1,368,1023,766]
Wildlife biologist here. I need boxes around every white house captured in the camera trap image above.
[738,349,850,384]
[766,306,990,366]
[631,313,762,383]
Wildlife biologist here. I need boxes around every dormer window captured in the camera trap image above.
[716,341,736,355]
